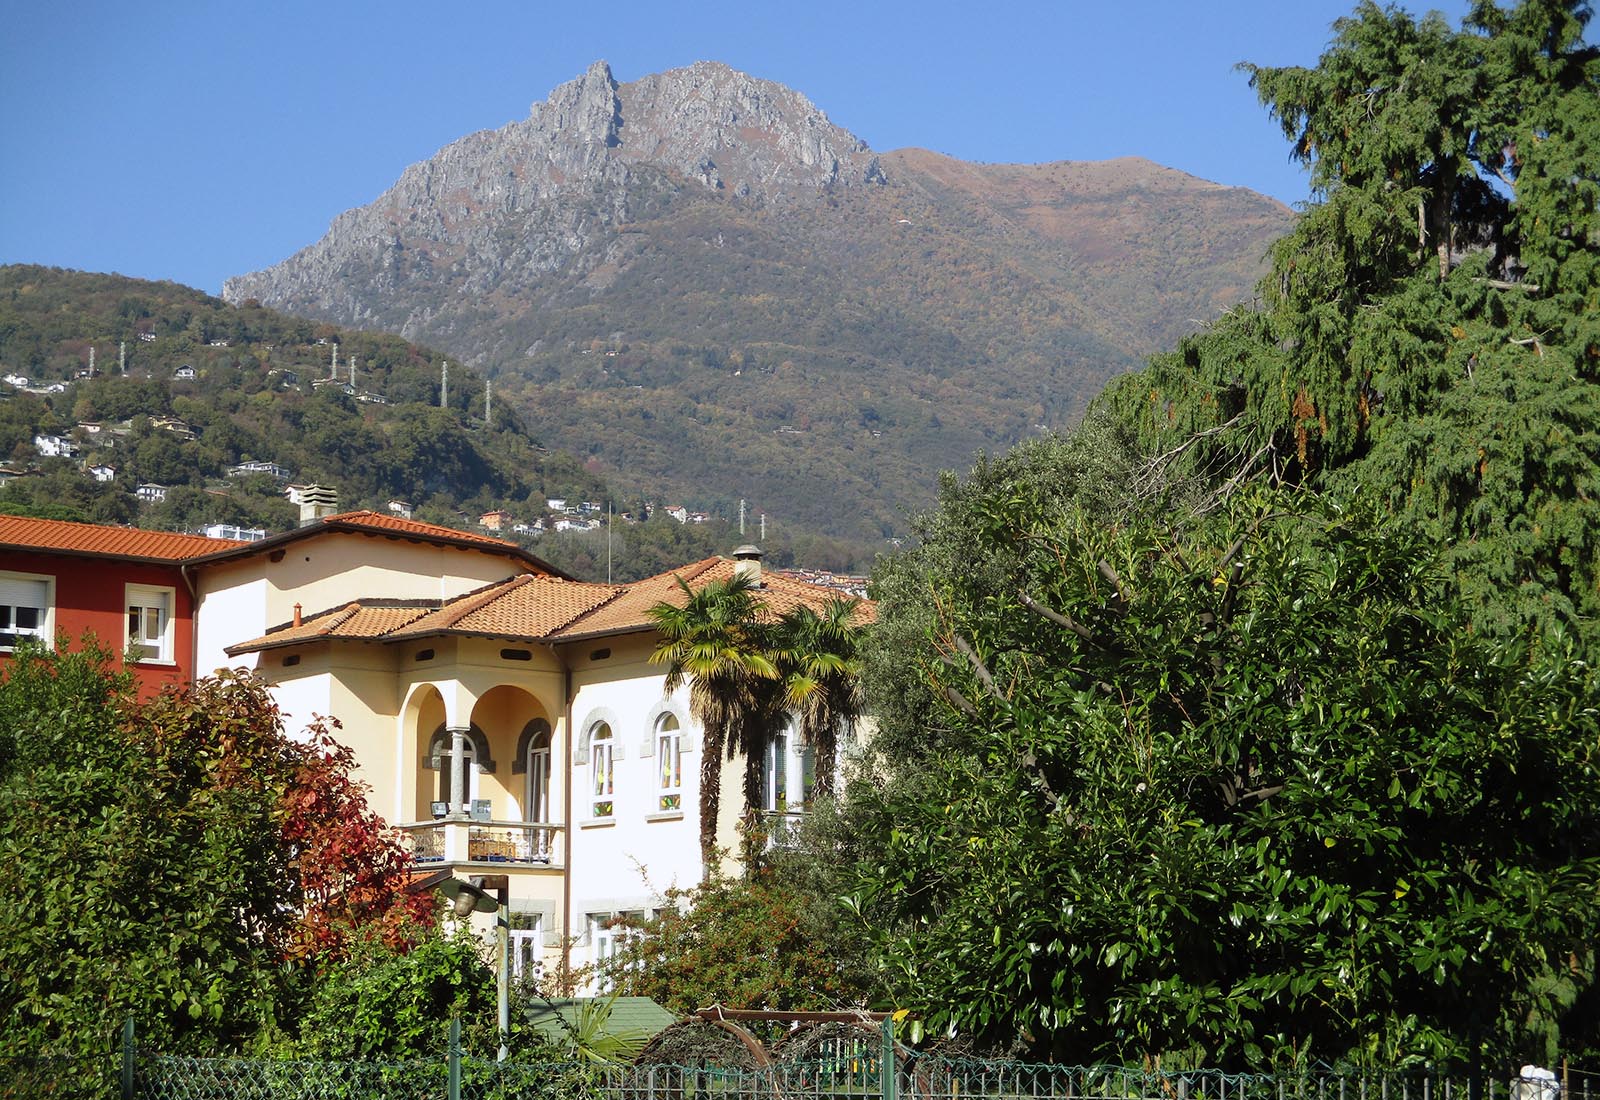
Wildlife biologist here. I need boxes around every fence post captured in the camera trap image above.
[448,1017,462,1100]
[121,1019,135,1100]
[881,1015,897,1100]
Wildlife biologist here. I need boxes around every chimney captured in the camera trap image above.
[298,484,339,527]
[732,544,763,587]
[293,603,303,627]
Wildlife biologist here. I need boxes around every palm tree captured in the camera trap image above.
[774,598,863,800]
[647,572,777,872]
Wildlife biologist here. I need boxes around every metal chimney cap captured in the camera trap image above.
[732,544,763,560]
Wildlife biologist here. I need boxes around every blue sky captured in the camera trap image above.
[0,0,1475,295]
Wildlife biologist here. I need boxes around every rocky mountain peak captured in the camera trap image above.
[222,60,884,316]
[520,59,881,198]
[540,59,623,151]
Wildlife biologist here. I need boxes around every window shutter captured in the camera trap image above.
[0,577,47,609]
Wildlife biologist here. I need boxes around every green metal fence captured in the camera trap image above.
[119,1058,1589,1100]
[112,1055,1587,1100]
[11,1021,1592,1100]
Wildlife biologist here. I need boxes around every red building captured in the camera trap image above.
[0,515,246,696]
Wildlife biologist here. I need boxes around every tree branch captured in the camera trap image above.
[1097,560,1130,610]
[940,685,979,719]
[1017,589,1095,643]
[953,634,1002,701]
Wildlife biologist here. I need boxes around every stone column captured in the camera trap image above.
[449,726,469,815]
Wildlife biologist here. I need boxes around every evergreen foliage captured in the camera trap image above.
[847,0,1600,1065]
[1098,0,1600,638]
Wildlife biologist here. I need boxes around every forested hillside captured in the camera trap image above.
[0,265,611,533]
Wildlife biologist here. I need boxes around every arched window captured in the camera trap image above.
[590,721,615,818]
[520,720,552,824]
[655,713,682,812]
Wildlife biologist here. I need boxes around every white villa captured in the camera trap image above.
[172,509,869,987]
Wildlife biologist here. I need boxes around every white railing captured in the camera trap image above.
[396,820,563,867]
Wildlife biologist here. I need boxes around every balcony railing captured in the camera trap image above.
[396,820,563,867]
[757,809,808,851]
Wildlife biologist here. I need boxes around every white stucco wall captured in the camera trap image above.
[565,634,705,927]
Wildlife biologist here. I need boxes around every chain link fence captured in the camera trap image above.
[118,1054,1592,1100]
[17,1022,1595,1100]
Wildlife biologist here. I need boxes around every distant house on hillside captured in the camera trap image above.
[480,510,513,532]
[33,434,75,458]
[150,417,195,439]
[228,461,292,481]
[202,523,267,542]
[86,463,116,483]
[387,499,414,520]
[135,483,168,504]
[173,365,196,380]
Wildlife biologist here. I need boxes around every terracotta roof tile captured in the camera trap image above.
[225,602,437,654]
[391,574,624,641]
[547,558,874,640]
[0,513,246,561]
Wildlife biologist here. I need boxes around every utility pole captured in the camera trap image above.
[330,342,339,378]
[88,346,95,377]
[739,499,746,536]
[760,513,766,541]
[441,361,449,408]
[119,341,126,376]
[485,379,492,427]
[349,355,356,387]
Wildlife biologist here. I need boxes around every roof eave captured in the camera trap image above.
[0,541,220,567]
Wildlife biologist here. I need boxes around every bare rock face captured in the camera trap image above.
[223,61,880,323]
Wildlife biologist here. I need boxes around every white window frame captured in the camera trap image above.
[125,584,175,664]
[655,713,682,812]
[589,722,615,819]
[762,722,814,815]
[0,572,52,652]
[511,918,544,984]
[524,730,551,825]
[587,910,645,992]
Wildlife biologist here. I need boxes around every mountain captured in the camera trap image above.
[223,61,1293,543]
